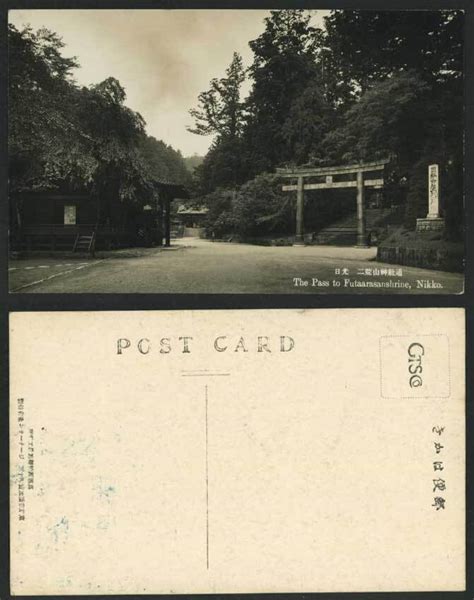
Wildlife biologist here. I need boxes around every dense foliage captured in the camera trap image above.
[9,11,464,242]
[202,174,292,239]
[188,9,464,239]
[9,24,191,207]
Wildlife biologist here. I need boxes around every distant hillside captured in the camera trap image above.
[140,135,191,186]
[184,154,204,172]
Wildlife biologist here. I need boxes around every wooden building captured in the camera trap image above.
[10,179,188,254]
[175,205,209,238]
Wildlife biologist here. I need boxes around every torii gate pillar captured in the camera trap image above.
[356,170,367,247]
[295,176,305,245]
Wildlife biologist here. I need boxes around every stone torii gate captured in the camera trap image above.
[277,158,390,247]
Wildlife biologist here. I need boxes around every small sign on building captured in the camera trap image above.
[64,205,77,225]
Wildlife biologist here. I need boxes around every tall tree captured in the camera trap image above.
[188,52,246,188]
[192,136,246,194]
[244,10,322,174]
[77,77,150,206]
[323,10,463,94]
[8,24,85,192]
[321,71,430,167]
[280,78,335,166]
[188,52,246,140]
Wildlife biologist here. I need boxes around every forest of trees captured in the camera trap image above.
[8,10,464,244]
[188,10,464,240]
[9,24,191,209]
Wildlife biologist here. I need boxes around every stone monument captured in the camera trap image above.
[416,164,445,232]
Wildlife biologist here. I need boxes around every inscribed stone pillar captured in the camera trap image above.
[428,164,440,218]
[415,163,445,232]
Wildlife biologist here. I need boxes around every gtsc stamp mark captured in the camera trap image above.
[379,334,451,399]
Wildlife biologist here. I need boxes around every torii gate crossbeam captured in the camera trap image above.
[277,158,390,247]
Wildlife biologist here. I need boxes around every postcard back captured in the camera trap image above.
[10,308,465,594]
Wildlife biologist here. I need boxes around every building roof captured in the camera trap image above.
[152,178,189,199]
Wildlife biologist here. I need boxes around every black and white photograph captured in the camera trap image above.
[8,8,465,294]
[1,4,472,598]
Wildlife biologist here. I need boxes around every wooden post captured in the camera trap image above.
[295,176,304,245]
[356,170,366,247]
[157,197,164,246]
[164,196,171,247]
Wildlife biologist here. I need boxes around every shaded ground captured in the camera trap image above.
[9,238,464,294]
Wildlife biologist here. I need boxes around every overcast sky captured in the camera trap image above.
[10,9,327,157]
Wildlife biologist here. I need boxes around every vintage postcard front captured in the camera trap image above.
[8,10,464,295]
[10,308,465,594]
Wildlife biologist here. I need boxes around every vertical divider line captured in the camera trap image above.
[205,384,209,570]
